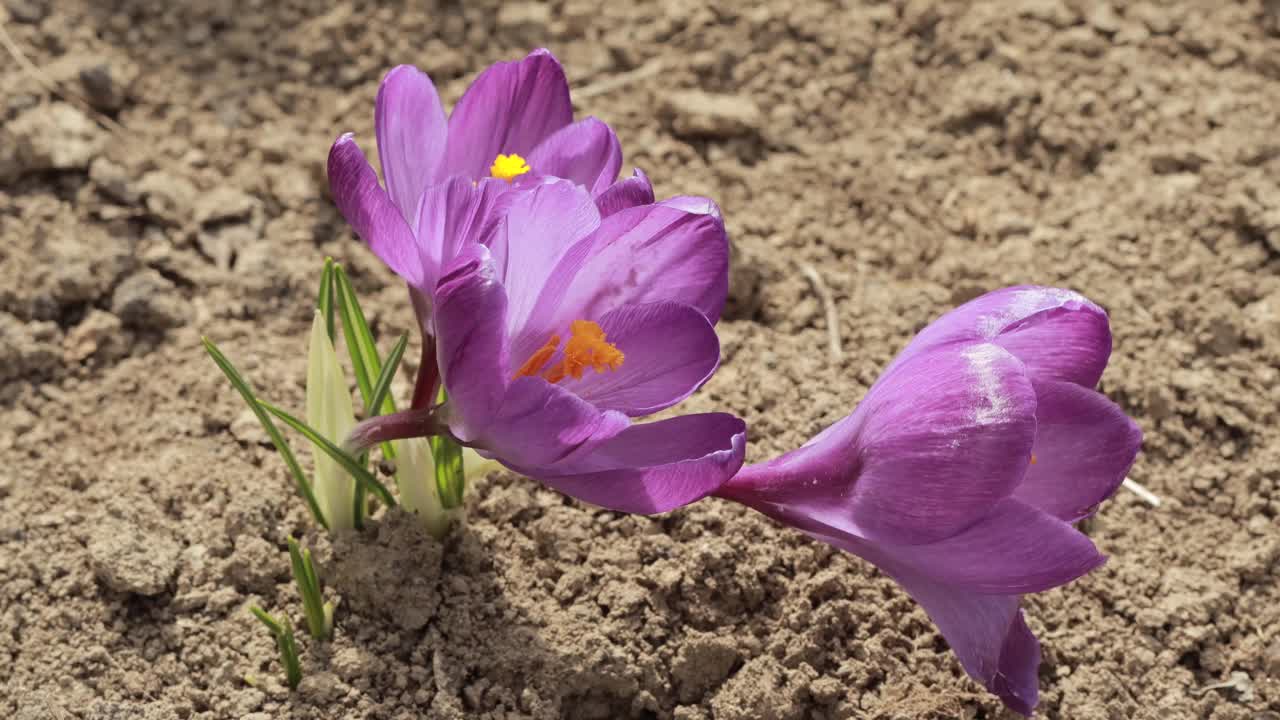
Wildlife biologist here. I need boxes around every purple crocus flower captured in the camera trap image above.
[328,49,654,407]
[715,286,1143,715]
[347,176,746,514]
[328,49,653,300]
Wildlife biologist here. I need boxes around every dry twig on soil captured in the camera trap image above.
[1121,477,1161,507]
[0,20,129,136]
[799,262,843,362]
[573,60,664,102]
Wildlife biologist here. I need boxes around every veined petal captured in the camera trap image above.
[866,546,1041,716]
[443,48,574,180]
[560,301,720,417]
[595,168,655,218]
[375,65,448,226]
[433,244,510,443]
[1014,380,1143,521]
[776,521,1041,716]
[478,376,629,470]
[877,498,1106,593]
[415,176,509,290]
[409,285,433,339]
[486,179,601,344]
[527,117,623,197]
[890,285,1112,388]
[531,200,730,336]
[533,413,747,514]
[719,344,1038,546]
[327,134,425,288]
[506,199,728,364]
[658,194,723,220]
[907,586,1040,716]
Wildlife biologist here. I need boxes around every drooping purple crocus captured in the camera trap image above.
[346,176,746,514]
[715,286,1143,715]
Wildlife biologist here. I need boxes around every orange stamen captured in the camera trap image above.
[513,334,561,379]
[557,320,625,380]
[512,320,625,385]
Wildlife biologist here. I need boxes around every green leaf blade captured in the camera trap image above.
[367,333,408,421]
[317,258,336,341]
[333,266,398,418]
[333,265,376,406]
[203,338,328,530]
[258,400,397,509]
[430,388,466,510]
[287,537,330,641]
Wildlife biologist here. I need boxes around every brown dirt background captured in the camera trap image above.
[2,1,1279,718]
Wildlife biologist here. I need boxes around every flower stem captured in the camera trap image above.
[345,407,447,455]
[410,335,439,411]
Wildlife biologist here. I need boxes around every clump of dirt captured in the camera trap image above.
[2,1,1278,719]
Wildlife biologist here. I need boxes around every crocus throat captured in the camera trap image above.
[490,153,531,182]
[513,320,625,383]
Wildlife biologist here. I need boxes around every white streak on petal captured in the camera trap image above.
[964,343,1012,425]
[978,287,1085,338]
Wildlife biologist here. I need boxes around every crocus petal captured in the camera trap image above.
[327,134,424,288]
[595,168,655,218]
[375,65,448,226]
[532,413,747,514]
[415,176,509,290]
[433,244,510,443]
[658,194,723,220]
[536,200,730,333]
[730,502,1042,715]
[891,285,1112,388]
[1014,380,1143,521]
[478,376,630,470]
[485,179,601,345]
[783,522,1042,715]
[874,553,1040,715]
[720,344,1038,546]
[878,498,1105,593]
[560,301,720,416]
[527,117,623,197]
[442,48,574,180]
[409,285,433,340]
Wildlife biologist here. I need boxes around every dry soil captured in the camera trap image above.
[1,1,1278,719]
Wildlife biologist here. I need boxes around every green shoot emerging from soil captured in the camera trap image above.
[204,258,471,537]
[203,337,329,529]
[288,537,333,641]
[248,606,302,690]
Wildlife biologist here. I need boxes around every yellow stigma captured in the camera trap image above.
[513,320,624,383]
[489,153,531,182]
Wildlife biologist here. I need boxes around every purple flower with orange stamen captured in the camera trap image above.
[329,50,654,409]
[715,286,1143,715]
[346,177,746,513]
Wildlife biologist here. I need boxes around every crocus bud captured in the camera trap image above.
[394,436,449,538]
[306,311,358,531]
[716,286,1142,716]
[461,447,501,479]
[395,439,506,538]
